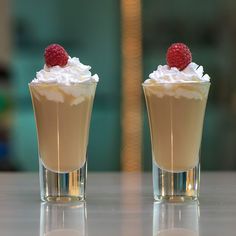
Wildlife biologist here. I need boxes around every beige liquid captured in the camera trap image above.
[144,83,209,172]
[46,229,81,236]
[29,83,96,173]
[157,228,198,236]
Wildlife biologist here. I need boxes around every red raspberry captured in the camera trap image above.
[166,43,192,70]
[44,44,69,67]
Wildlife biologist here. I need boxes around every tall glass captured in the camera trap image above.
[29,82,97,202]
[143,82,210,201]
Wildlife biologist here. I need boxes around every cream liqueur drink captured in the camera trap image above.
[143,62,210,172]
[29,44,99,201]
[30,46,98,173]
[143,43,210,201]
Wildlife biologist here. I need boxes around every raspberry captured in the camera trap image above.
[44,44,69,67]
[166,43,192,70]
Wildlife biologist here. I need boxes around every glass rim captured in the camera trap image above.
[28,81,98,87]
[142,81,211,86]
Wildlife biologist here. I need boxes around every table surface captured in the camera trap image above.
[0,172,236,236]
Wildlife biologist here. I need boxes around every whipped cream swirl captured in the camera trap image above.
[31,57,99,84]
[144,63,210,99]
[145,62,210,84]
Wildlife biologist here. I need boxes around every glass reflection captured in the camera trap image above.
[153,201,199,236]
[40,202,87,236]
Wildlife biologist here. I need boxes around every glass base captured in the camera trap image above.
[153,161,200,202]
[39,159,87,202]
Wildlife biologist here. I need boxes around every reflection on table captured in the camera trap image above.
[153,201,199,236]
[40,202,87,236]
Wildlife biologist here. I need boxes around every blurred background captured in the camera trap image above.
[0,0,235,171]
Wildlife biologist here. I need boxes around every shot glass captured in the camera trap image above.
[40,202,87,236]
[153,202,199,236]
[29,82,97,202]
[143,82,210,201]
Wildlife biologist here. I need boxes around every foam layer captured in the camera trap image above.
[30,84,95,105]
[144,83,209,100]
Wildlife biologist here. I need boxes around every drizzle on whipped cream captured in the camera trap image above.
[144,63,210,99]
